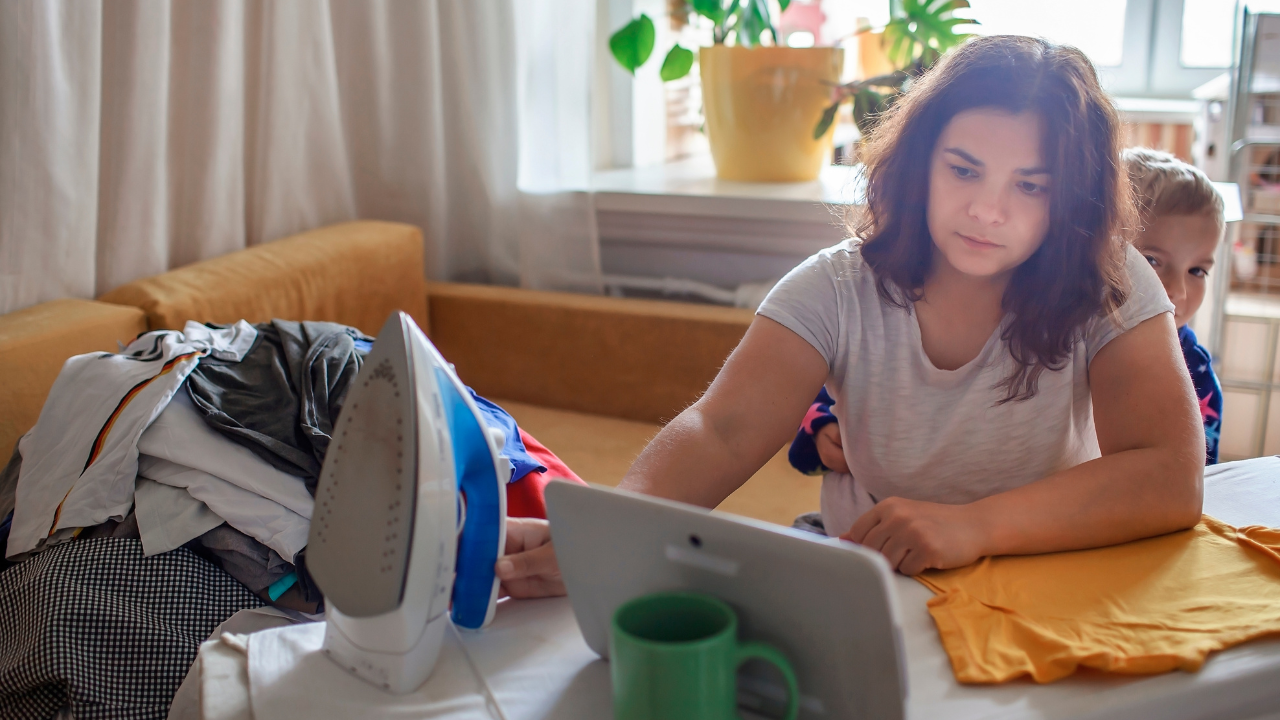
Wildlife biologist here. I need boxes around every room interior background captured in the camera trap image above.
[0,0,603,318]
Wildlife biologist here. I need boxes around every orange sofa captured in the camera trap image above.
[0,221,819,526]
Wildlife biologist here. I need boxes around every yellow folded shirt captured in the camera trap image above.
[915,516,1280,684]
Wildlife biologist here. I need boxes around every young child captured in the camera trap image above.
[608,35,1203,577]
[1124,148,1225,463]
[789,147,1226,474]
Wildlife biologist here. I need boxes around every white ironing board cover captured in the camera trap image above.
[195,457,1280,720]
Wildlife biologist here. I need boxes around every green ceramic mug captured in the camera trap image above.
[610,591,800,720]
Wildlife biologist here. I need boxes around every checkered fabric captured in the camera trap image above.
[0,538,263,720]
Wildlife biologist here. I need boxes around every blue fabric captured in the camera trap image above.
[1180,325,1223,465]
[0,511,12,573]
[468,390,546,483]
[788,386,840,475]
[267,571,298,601]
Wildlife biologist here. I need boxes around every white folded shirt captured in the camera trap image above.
[8,321,257,559]
[137,455,310,561]
[133,476,225,556]
[137,388,314,520]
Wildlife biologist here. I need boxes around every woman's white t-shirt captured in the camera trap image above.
[756,241,1174,535]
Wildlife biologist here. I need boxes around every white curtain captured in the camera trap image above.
[513,0,603,293]
[0,0,602,316]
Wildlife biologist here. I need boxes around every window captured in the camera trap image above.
[958,0,1128,67]
[609,0,1242,173]
[1182,0,1237,67]
[1149,0,1235,95]
[958,0,1231,97]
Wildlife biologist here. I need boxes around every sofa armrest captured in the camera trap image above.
[0,299,148,460]
[428,283,754,424]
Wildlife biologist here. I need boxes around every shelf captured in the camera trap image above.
[1113,96,1200,124]
[1242,127,1280,142]
[1227,293,1280,320]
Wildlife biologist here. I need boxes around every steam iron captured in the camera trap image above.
[306,311,508,693]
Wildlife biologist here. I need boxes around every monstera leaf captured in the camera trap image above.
[882,0,974,68]
[814,0,975,142]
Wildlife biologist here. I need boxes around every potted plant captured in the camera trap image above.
[610,1,844,183]
[813,0,974,143]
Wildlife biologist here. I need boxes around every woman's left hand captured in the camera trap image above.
[840,497,987,576]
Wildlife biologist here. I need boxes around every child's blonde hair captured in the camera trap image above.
[1123,147,1224,231]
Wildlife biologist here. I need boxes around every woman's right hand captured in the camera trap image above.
[814,423,849,474]
[495,517,565,599]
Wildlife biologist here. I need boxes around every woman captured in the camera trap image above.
[496,35,1203,591]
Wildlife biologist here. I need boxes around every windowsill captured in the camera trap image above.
[588,100,1217,288]
[1113,96,1201,124]
[591,95,1203,221]
[591,155,863,224]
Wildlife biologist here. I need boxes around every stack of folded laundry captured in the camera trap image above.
[0,319,578,719]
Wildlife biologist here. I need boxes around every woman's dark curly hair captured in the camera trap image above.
[855,35,1133,402]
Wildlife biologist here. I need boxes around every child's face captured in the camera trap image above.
[1136,213,1222,327]
[926,108,1051,283]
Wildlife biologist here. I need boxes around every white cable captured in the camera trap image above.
[449,620,510,720]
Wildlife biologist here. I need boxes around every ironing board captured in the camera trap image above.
[189,456,1280,720]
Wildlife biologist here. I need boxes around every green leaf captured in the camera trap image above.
[737,1,762,46]
[880,0,974,71]
[859,70,911,89]
[852,88,891,136]
[660,45,695,81]
[691,0,726,24]
[609,14,656,74]
[779,0,791,11]
[751,0,777,44]
[883,22,912,67]
[813,101,840,140]
[718,0,742,44]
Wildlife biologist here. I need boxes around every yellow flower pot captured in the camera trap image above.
[699,45,844,183]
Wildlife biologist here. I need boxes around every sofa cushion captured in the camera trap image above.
[0,299,148,460]
[499,399,821,527]
[97,221,428,336]
[428,283,754,425]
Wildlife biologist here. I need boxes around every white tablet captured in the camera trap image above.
[545,481,908,720]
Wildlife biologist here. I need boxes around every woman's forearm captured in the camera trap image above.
[970,445,1203,558]
[617,405,729,506]
[618,402,777,508]
[618,316,831,509]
